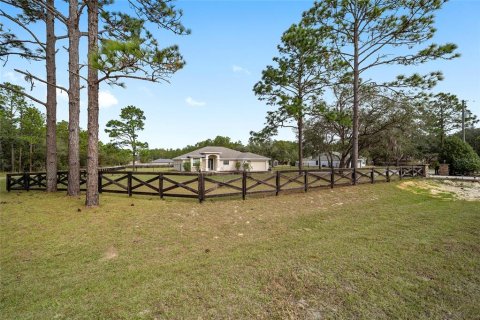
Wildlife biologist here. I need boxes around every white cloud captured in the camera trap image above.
[1,71,21,84]
[232,65,251,75]
[185,96,206,107]
[56,88,68,100]
[99,90,118,108]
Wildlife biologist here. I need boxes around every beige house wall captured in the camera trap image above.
[174,159,269,172]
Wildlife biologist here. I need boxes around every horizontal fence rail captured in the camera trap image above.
[6,166,428,202]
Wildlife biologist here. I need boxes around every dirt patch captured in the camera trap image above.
[101,246,118,261]
[398,180,480,201]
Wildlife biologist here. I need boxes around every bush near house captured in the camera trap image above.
[439,136,480,175]
[183,161,191,172]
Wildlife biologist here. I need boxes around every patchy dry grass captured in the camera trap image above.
[0,178,479,319]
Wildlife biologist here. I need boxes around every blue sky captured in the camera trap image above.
[1,0,479,149]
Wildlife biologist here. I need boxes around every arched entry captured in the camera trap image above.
[206,154,219,171]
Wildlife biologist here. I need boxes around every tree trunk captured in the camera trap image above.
[297,117,303,171]
[132,148,136,171]
[18,146,22,172]
[45,0,57,192]
[67,0,81,196]
[352,21,360,183]
[85,0,99,207]
[29,142,33,172]
[11,144,15,172]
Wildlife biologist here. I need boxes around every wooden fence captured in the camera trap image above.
[6,166,427,202]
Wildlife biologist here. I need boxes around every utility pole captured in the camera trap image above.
[461,100,466,142]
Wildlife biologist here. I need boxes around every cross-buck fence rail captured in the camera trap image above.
[6,166,428,202]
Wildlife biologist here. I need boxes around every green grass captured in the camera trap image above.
[1,180,479,319]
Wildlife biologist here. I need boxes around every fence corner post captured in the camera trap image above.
[198,172,205,203]
[371,167,375,184]
[242,171,247,200]
[127,172,132,197]
[399,167,403,180]
[386,167,390,182]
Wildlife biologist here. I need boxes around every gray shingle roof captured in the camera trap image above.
[151,158,174,163]
[172,146,269,161]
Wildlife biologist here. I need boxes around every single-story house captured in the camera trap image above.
[150,158,174,166]
[173,146,270,172]
[298,152,366,168]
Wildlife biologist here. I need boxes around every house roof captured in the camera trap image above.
[304,152,366,162]
[151,158,174,163]
[172,146,269,161]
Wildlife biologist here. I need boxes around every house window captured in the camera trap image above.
[223,160,230,165]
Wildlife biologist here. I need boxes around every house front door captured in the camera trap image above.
[208,158,214,171]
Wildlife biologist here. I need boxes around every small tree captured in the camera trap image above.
[105,105,148,170]
[439,137,480,175]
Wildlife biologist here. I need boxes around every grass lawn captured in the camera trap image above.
[0,178,479,319]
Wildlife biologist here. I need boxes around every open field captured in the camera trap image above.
[1,178,479,319]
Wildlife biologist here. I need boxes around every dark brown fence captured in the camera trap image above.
[6,166,427,202]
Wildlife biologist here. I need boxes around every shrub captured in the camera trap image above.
[242,161,252,171]
[235,161,242,171]
[193,161,200,172]
[439,137,480,175]
[183,161,191,172]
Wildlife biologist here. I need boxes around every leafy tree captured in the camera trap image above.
[19,106,44,172]
[420,93,478,148]
[455,127,480,157]
[302,0,459,176]
[105,106,148,170]
[0,82,28,172]
[439,136,480,175]
[253,24,339,170]
[99,142,131,166]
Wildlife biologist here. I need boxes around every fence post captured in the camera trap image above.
[399,167,403,180]
[159,174,164,199]
[371,167,375,184]
[127,172,132,197]
[330,167,335,189]
[352,168,356,185]
[304,170,308,192]
[6,174,11,192]
[412,165,415,177]
[275,171,280,196]
[198,172,205,203]
[242,171,247,200]
[23,173,30,191]
[386,167,390,182]
[98,172,103,193]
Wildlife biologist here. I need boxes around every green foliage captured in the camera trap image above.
[242,161,252,171]
[419,93,478,147]
[183,161,191,172]
[439,137,480,175]
[95,9,187,87]
[235,161,242,171]
[105,105,148,168]
[455,128,480,157]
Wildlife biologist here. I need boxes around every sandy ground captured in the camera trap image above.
[398,180,480,201]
